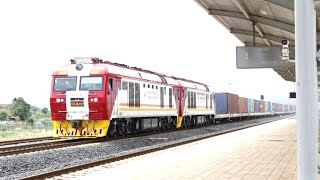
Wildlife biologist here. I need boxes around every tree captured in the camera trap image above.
[0,111,7,121]
[31,106,40,112]
[10,97,31,121]
[41,107,49,114]
[27,117,34,124]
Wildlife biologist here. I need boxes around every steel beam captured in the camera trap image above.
[230,29,294,44]
[243,42,265,47]
[209,9,295,33]
[231,0,271,46]
[264,0,294,10]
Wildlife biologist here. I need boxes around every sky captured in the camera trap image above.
[0,0,296,108]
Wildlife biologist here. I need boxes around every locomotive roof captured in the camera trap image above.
[54,57,210,91]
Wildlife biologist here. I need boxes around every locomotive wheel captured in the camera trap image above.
[108,121,117,137]
[159,124,164,131]
[117,122,126,136]
[109,128,116,137]
[160,120,168,131]
[186,117,191,127]
[181,118,187,128]
[158,120,164,131]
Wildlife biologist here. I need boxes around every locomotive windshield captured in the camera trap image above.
[80,76,103,91]
[53,77,77,91]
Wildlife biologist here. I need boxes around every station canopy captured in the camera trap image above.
[195,0,320,82]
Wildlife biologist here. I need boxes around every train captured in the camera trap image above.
[214,93,295,121]
[50,57,295,138]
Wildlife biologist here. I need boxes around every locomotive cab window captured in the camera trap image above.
[54,76,77,91]
[108,78,113,91]
[80,76,103,91]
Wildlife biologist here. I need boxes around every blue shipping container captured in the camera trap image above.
[215,93,227,114]
[268,102,271,112]
[247,98,251,113]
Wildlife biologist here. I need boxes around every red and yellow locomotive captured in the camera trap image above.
[50,57,215,138]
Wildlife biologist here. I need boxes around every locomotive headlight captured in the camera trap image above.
[61,99,64,102]
[94,98,98,102]
[76,64,83,71]
[56,98,61,103]
[90,98,94,102]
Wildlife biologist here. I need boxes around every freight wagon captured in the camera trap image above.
[215,93,295,121]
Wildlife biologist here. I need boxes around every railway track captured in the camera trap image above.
[0,137,53,146]
[0,126,179,157]
[0,125,188,157]
[0,115,288,158]
[0,138,104,157]
[21,116,291,180]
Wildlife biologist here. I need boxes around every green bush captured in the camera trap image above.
[27,118,34,124]
[10,97,31,121]
[41,108,49,114]
[0,111,7,121]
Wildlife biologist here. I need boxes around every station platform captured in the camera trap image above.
[75,117,319,180]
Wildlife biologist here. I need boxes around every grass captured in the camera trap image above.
[0,107,53,141]
[0,128,53,141]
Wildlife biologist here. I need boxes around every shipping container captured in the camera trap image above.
[275,103,278,112]
[215,93,227,114]
[273,103,279,112]
[289,105,294,112]
[272,102,276,112]
[225,93,239,114]
[256,100,259,112]
[267,102,271,112]
[239,97,248,113]
[264,101,268,112]
[277,104,284,112]
[250,99,254,113]
[280,104,284,112]
[247,98,252,113]
[259,101,265,112]
[254,100,259,112]
[260,101,265,112]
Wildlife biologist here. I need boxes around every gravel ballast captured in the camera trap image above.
[0,116,290,180]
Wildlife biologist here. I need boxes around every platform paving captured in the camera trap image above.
[71,117,320,180]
